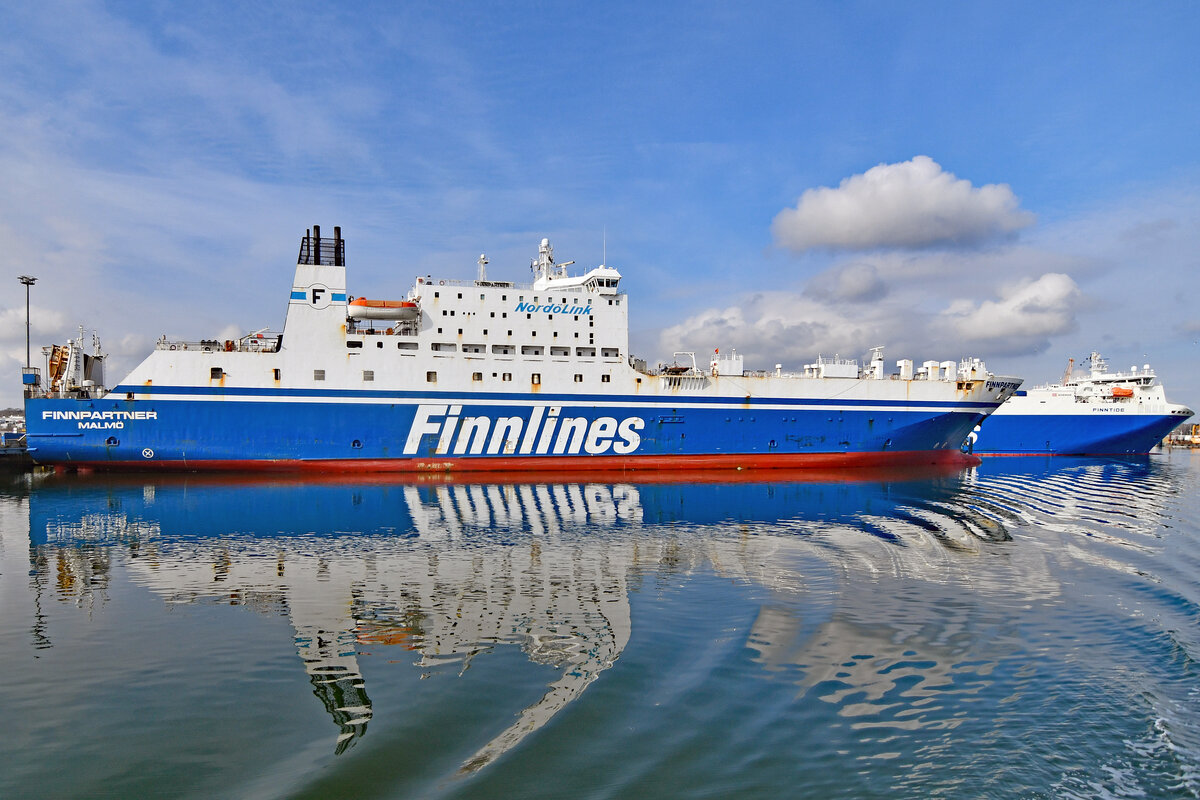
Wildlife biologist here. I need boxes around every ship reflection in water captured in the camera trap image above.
[23,457,1187,781]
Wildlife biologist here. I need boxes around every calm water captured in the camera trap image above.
[2,453,1199,799]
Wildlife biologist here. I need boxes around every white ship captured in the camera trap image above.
[972,352,1193,455]
[24,226,1022,471]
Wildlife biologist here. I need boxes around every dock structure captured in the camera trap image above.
[0,431,31,470]
[1166,422,1200,448]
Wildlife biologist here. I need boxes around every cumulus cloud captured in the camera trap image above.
[657,292,906,371]
[772,156,1035,252]
[802,262,886,302]
[0,305,66,342]
[940,273,1080,354]
[651,259,1089,373]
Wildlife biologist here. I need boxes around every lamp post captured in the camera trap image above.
[18,276,36,369]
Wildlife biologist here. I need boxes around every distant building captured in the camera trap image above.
[1166,423,1200,447]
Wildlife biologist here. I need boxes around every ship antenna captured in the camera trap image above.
[603,226,606,266]
[477,253,488,282]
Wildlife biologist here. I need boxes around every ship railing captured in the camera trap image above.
[347,320,419,336]
[661,373,710,389]
[30,384,108,400]
[417,277,588,293]
[298,230,345,266]
[155,334,282,353]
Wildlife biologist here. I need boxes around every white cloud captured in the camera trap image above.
[940,273,1082,355]
[772,156,1035,252]
[657,292,907,371]
[654,260,1085,373]
[802,262,886,302]
[0,305,67,343]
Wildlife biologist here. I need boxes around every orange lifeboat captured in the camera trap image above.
[1111,386,1134,398]
[347,297,420,321]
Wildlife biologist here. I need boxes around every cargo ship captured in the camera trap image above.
[970,352,1193,455]
[22,226,1022,472]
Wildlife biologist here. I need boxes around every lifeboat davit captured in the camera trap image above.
[348,298,420,321]
[1111,386,1134,398]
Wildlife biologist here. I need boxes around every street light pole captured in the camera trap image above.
[18,276,36,369]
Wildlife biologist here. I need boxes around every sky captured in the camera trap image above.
[2,0,1199,409]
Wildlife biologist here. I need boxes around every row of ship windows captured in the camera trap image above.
[435,328,593,340]
[350,329,596,344]
[440,310,598,324]
[432,291,620,305]
[209,366,614,384]
[208,365,634,386]
[309,369,612,384]
[347,341,618,358]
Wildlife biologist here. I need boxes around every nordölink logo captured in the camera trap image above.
[514,301,592,315]
[404,405,644,456]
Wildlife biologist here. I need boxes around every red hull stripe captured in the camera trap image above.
[58,450,978,474]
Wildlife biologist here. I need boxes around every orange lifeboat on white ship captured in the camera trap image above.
[347,298,420,321]
[1111,386,1134,398]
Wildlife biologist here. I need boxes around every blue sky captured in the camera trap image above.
[2,1,1198,408]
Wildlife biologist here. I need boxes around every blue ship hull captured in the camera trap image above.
[25,389,993,471]
[972,411,1185,455]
